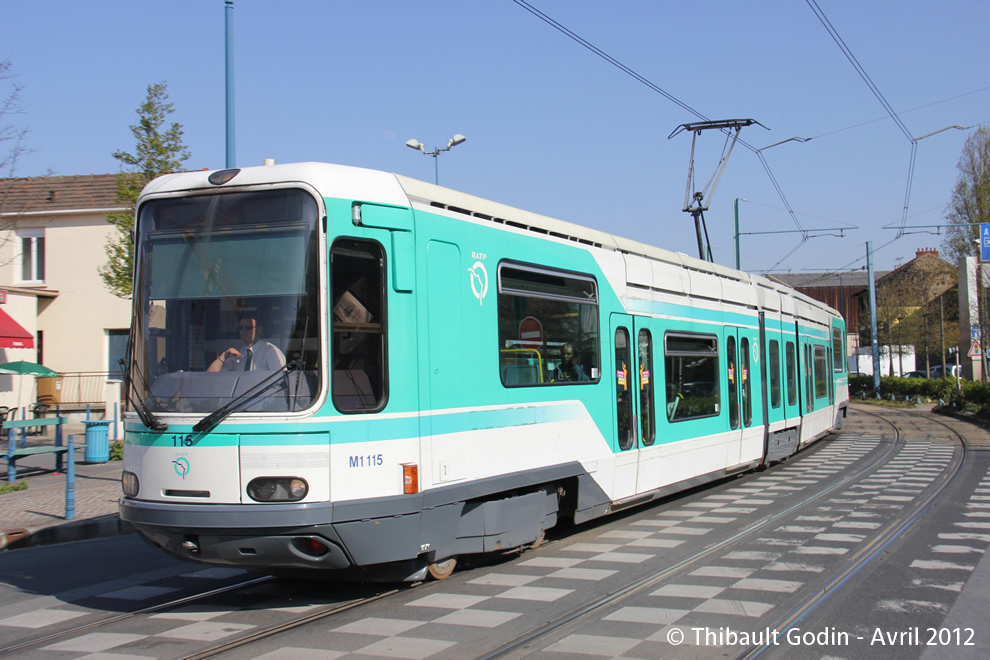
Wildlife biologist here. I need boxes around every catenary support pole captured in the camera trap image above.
[867,242,881,394]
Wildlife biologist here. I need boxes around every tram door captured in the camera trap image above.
[425,240,466,485]
[725,327,754,466]
[610,315,656,500]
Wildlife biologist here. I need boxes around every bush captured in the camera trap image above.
[109,440,124,461]
[849,374,959,402]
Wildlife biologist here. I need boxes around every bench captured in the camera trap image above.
[1,418,67,482]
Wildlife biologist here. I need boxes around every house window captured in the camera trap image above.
[18,229,45,283]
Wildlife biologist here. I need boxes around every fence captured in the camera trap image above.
[38,372,122,408]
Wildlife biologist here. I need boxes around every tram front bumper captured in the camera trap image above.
[139,527,352,570]
[120,497,354,570]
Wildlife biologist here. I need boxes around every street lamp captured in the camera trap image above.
[405,134,466,184]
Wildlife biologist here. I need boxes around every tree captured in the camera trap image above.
[99,82,190,298]
[0,60,28,183]
[942,127,990,264]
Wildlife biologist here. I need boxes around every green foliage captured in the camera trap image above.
[0,480,28,495]
[850,374,958,402]
[942,126,990,264]
[109,440,124,461]
[99,82,190,298]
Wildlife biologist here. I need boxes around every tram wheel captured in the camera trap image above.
[428,557,457,580]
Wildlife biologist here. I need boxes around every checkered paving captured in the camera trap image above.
[1,433,983,659]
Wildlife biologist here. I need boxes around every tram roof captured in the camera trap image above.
[141,162,839,320]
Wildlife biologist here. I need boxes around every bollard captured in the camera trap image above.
[6,428,15,483]
[55,417,63,474]
[113,402,119,442]
[65,434,75,520]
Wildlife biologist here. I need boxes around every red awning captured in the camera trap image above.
[0,309,35,349]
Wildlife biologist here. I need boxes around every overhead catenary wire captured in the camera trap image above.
[513,0,971,277]
[806,0,924,239]
[806,0,913,142]
[511,0,808,241]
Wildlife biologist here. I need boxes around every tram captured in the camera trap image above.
[119,162,848,580]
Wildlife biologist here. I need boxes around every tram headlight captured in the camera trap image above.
[122,471,140,498]
[247,477,309,502]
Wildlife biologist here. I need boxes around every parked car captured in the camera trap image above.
[903,371,928,378]
[929,365,961,379]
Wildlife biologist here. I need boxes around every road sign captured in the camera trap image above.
[518,316,543,350]
[973,324,982,340]
[982,224,990,261]
[969,340,983,358]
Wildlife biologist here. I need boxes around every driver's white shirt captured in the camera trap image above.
[220,341,286,372]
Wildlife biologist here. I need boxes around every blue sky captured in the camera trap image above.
[3,0,988,273]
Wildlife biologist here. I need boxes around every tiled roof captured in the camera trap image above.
[0,174,123,214]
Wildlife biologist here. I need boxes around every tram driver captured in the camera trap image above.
[208,315,286,372]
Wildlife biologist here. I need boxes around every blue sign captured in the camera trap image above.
[982,224,990,261]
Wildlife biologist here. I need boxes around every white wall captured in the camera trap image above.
[851,346,917,377]
[0,210,132,414]
[35,214,132,374]
[0,291,42,412]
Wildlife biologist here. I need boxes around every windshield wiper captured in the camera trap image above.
[193,361,301,434]
[124,358,168,432]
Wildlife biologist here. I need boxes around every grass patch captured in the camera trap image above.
[0,480,28,495]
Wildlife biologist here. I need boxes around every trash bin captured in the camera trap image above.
[83,420,112,464]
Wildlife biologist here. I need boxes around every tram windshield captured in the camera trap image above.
[131,188,322,415]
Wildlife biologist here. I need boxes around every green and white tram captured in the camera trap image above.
[120,162,848,580]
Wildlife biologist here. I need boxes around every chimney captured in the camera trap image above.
[916,247,938,259]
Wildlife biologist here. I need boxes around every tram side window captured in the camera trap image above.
[785,341,797,406]
[639,329,656,446]
[769,340,781,409]
[665,333,719,422]
[741,337,752,427]
[497,263,599,387]
[833,328,844,372]
[615,328,634,450]
[331,239,387,413]
[727,336,739,430]
[814,344,828,399]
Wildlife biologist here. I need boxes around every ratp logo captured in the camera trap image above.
[173,457,190,480]
[468,261,489,306]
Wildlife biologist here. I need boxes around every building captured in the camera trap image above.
[770,249,958,377]
[0,174,131,412]
[767,270,879,356]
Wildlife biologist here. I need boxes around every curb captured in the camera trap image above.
[0,514,134,551]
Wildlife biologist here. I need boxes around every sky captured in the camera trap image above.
[2,0,988,274]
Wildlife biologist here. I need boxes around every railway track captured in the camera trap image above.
[2,406,985,659]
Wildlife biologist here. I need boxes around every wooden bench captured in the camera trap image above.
[1,418,67,482]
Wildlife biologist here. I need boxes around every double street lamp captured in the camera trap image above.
[405,134,466,184]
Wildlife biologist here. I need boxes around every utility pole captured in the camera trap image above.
[733,198,741,270]
[225,0,236,168]
[867,242,880,394]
